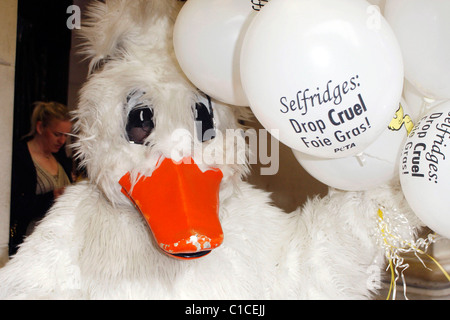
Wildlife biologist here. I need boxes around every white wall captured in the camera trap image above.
[0,0,18,267]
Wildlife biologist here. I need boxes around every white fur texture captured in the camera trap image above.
[0,181,421,299]
[0,0,423,299]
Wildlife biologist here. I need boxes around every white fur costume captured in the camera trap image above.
[0,0,422,299]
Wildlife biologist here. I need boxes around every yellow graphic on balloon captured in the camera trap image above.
[388,103,414,135]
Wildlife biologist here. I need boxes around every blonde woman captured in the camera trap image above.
[9,102,73,255]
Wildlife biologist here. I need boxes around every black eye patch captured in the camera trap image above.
[194,95,216,142]
[126,107,154,145]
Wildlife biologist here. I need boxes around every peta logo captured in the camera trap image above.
[67,5,81,30]
[334,143,356,153]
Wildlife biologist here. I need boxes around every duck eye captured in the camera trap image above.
[194,95,216,142]
[126,107,154,145]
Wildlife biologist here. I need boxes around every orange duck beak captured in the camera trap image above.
[119,157,224,260]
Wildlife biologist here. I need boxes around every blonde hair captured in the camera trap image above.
[26,101,71,137]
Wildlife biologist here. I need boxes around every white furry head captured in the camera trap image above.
[72,0,249,205]
[80,0,181,74]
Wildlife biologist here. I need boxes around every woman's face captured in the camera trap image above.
[38,119,72,153]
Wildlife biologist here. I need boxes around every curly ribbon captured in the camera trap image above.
[377,208,450,300]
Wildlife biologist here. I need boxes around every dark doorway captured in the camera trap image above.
[13,0,73,141]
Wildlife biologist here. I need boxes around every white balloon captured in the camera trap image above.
[293,100,412,191]
[173,0,255,106]
[241,0,404,158]
[403,79,446,119]
[384,0,450,100]
[399,100,450,239]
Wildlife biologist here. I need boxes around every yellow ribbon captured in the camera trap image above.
[377,209,450,300]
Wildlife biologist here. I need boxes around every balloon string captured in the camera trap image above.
[355,153,366,167]
[377,209,449,300]
[418,251,450,282]
[386,250,396,300]
[379,210,399,300]
[419,96,435,116]
[419,99,427,117]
